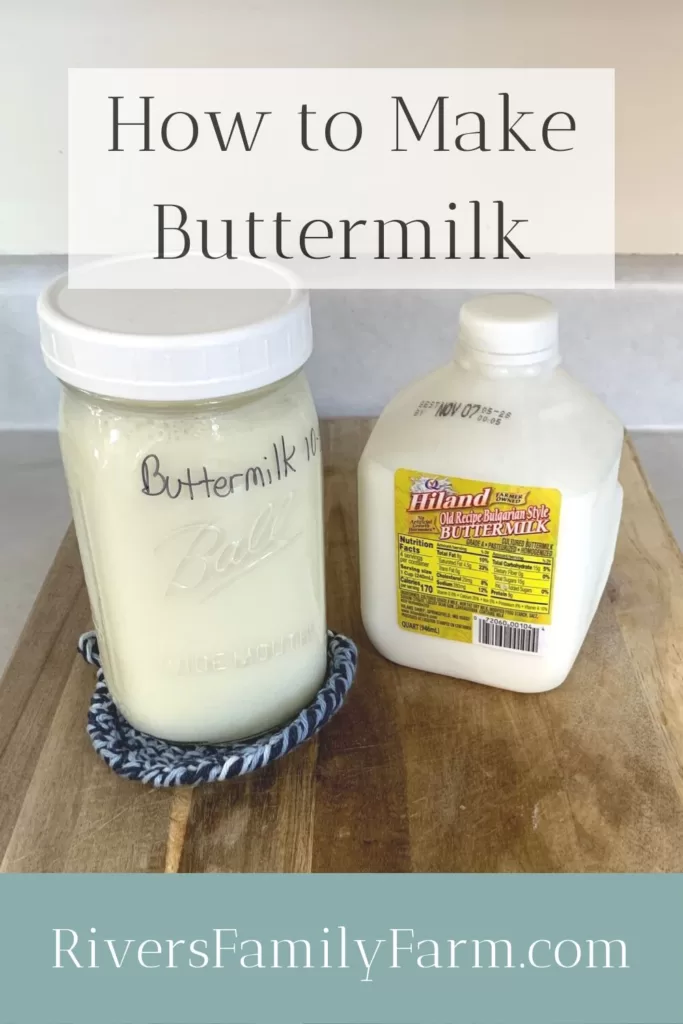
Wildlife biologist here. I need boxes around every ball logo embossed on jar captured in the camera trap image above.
[154,493,300,602]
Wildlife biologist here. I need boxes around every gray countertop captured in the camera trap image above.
[0,429,681,678]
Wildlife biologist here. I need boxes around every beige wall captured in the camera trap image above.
[0,0,681,254]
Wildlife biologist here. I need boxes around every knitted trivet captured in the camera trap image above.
[79,630,357,787]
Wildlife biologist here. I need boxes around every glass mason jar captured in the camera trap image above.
[38,261,327,743]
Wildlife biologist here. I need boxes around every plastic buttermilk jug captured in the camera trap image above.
[358,293,624,693]
[38,258,327,742]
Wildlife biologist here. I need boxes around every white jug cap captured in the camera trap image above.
[458,293,558,364]
[38,256,312,402]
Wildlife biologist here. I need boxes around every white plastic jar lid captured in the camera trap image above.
[38,256,312,402]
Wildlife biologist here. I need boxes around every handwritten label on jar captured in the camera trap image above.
[140,430,320,500]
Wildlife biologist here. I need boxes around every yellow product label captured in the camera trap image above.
[395,469,561,654]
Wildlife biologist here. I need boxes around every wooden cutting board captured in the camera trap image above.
[0,418,682,873]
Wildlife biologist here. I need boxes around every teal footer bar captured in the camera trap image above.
[0,874,680,1024]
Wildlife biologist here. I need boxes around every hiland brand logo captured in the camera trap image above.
[407,476,492,513]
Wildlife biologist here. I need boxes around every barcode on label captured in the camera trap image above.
[473,616,545,654]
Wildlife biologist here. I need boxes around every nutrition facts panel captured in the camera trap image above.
[398,534,554,619]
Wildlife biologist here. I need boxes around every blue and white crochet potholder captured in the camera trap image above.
[79,630,358,788]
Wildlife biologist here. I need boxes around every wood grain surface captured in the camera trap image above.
[1,419,682,873]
